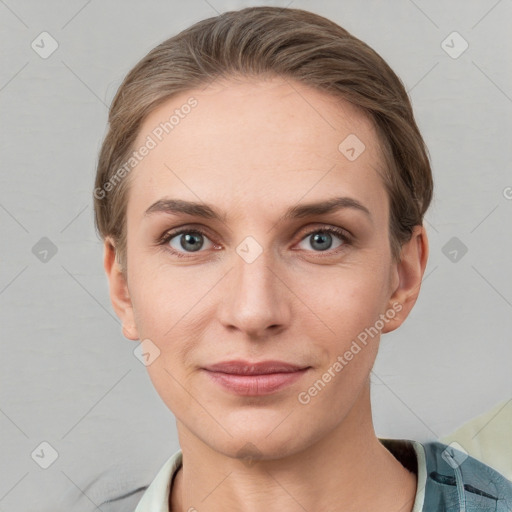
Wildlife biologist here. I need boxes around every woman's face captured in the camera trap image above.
[113,77,411,459]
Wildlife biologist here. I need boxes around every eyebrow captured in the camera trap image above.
[144,196,372,222]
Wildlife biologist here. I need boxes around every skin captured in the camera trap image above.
[104,76,428,511]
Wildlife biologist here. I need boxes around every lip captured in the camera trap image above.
[203,360,308,375]
[202,360,310,396]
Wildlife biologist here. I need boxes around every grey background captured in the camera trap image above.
[1,0,511,510]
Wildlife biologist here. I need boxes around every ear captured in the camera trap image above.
[103,237,139,340]
[381,225,429,334]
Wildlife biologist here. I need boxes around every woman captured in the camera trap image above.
[94,6,512,511]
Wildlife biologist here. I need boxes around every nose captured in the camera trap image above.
[217,243,291,338]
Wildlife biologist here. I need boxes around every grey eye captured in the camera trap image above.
[297,231,344,252]
[168,231,214,253]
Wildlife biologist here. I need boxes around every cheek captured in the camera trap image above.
[307,263,391,333]
[298,265,390,401]
[127,244,200,332]
[127,259,214,387]
[296,273,386,414]
[130,272,199,413]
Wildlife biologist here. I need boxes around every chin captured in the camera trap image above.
[207,425,310,463]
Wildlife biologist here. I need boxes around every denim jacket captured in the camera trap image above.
[421,440,512,511]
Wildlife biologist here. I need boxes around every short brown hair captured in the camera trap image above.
[94,6,433,271]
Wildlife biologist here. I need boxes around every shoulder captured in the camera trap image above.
[80,450,182,512]
[420,440,512,511]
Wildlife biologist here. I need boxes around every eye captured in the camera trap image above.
[296,227,350,253]
[161,228,216,257]
[158,225,351,259]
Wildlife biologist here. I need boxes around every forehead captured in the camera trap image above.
[128,77,389,222]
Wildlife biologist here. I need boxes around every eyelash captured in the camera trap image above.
[157,225,352,259]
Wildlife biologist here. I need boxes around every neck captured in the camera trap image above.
[170,383,417,512]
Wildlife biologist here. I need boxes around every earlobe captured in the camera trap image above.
[382,225,429,334]
[103,238,139,340]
